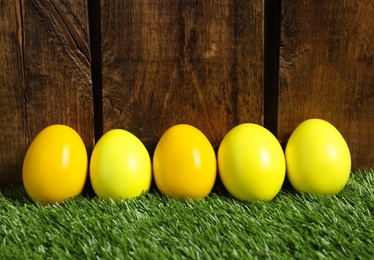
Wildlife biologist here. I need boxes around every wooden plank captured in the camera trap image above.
[0,1,27,187]
[0,0,93,187]
[100,0,264,152]
[279,0,374,170]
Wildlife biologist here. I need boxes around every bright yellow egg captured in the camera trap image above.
[285,118,351,195]
[218,123,286,201]
[22,125,88,205]
[89,129,152,201]
[153,124,216,199]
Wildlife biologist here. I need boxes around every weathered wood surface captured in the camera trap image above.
[0,1,26,187]
[100,0,264,152]
[0,0,93,187]
[279,0,374,170]
[2,0,374,188]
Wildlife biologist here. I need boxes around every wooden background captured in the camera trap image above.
[0,0,93,187]
[279,0,374,171]
[0,0,373,188]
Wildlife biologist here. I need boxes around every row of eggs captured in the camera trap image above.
[22,119,351,205]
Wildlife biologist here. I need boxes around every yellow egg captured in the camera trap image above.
[218,123,286,201]
[89,129,152,201]
[285,118,351,195]
[153,124,216,199]
[22,125,88,205]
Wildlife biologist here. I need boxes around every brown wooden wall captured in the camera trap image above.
[279,0,374,171]
[0,0,93,187]
[0,0,373,188]
[100,0,264,152]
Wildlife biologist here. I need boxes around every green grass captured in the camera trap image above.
[1,170,374,259]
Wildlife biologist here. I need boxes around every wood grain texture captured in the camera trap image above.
[279,0,374,170]
[0,0,93,187]
[0,1,27,187]
[101,0,264,151]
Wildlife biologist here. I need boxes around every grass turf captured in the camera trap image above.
[1,170,373,259]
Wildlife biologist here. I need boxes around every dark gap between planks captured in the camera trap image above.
[87,0,103,143]
[264,0,281,136]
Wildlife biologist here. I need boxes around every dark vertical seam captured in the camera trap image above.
[264,0,281,135]
[19,0,30,144]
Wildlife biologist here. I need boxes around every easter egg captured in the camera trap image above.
[22,124,88,205]
[218,123,286,201]
[285,118,351,195]
[89,129,152,201]
[153,124,216,199]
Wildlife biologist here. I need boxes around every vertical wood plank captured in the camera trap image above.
[0,0,93,187]
[0,1,27,187]
[23,0,93,146]
[279,0,374,170]
[100,0,264,152]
